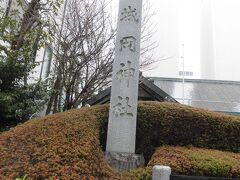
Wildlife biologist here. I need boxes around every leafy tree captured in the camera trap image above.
[0,0,62,129]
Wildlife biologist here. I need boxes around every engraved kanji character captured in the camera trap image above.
[116,61,135,87]
[120,6,139,23]
[113,96,133,118]
[120,36,136,52]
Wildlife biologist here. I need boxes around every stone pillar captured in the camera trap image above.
[152,166,172,180]
[105,0,144,171]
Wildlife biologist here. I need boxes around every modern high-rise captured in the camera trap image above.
[145,0,240,81]
[200,0,240,81]
[143,0,201,79]
[143,0,179,78]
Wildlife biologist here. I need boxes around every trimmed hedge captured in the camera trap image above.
[148,146,240,178]
[0,108,121,179]
[0,101,240,179]
[95,102,240,162]
[123,167,152,180]
[136,102,240,161]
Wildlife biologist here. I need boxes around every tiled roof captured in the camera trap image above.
[86,76,177,106]
[150,77,240,112]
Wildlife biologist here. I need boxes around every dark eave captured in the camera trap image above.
[87,76,177,106]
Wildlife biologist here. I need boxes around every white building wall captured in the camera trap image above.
[200,0,240,81]
[200,0,215,79]
[0,0,51,83]
[178,0,201,79]
[144,0,202,79]
[6,0,26,17]
[212,0,240,81]
[30,47,49,83]
[143,0,179,78]
[31,0,68,83]
[0,0,8,9]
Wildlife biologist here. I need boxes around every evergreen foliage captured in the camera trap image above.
[0,0,61,128]
[148,146,240,178]
[0,102,239,179]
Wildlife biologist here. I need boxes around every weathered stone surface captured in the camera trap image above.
[105,152,145,172]
[106,0,143,154]
[152,166,171,180]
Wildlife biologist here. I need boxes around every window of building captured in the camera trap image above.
[179,71,193,76]
[39,46,53,80]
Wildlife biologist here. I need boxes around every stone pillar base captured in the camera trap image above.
[105,151,145,172]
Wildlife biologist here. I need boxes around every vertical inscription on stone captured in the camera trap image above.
[113,96,133,118]
[116,61,135,87]
[106,0,142,154]
[120,36,136,52]
[120,6,139,23]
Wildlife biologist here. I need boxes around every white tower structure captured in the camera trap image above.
[200,0,215,79]
[200,0,240,81]
[143,0,179,78]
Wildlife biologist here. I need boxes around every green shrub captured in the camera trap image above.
[0,101,240,179]
[94,102,240,162]
[0,82,48,130]
[136,102,240,161]
[0,108,121,179]
[123,168,152,180]
[148,146,240,178]
[16,175,29,180]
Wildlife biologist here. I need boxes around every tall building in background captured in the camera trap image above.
[200,0,215,79]
[200,0,240,81]
[143,0,201,79]
[143,0,179,78]
[178,0,201,79]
